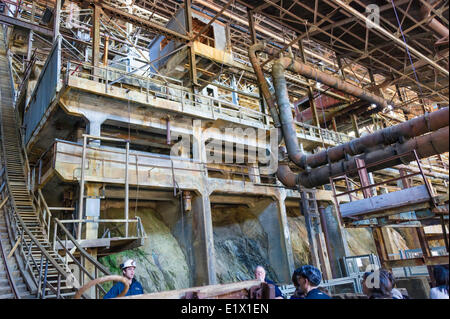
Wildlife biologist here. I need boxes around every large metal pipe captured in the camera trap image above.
[275,56,393,110]
[248,42,283,135]
[420,2,449,42]
[278,126,449,188]
[272,61,308,168]
[271,53,399,169]
[305,107,449,169]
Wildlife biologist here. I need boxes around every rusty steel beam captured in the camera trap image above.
[331,0,449,76]
[90,1,190,42]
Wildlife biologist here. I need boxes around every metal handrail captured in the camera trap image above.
[64,60,270,125]
[53,218,113,297]
[3,196,71,298]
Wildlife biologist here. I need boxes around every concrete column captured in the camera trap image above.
[277,193,295,279]
[248,163,261,184]
[191,192,217,286]
[192,120,206,163]
[83,183,101,298]
[255,196,293,283]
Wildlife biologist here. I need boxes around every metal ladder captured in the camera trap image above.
[299,187,332,280]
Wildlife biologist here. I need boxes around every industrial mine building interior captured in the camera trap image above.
[0,0,448,300]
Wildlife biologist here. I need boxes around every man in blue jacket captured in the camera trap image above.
[103,259,144,299]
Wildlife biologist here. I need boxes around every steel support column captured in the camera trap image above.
[184,0,198,89]
[92,4,101,71]
[299,39,321,128]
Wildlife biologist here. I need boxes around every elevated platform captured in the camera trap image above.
[340,185,432,220]
[55,236,145,257]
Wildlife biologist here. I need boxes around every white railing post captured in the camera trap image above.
[77,135,87,240]
[124,141,129,238]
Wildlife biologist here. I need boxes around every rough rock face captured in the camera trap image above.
[345,228,377,256]
[286,207,312,268]
[99,208,190,294]
[212,206,279,284]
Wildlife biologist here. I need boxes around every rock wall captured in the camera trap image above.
[99,207,190,294]
[212,205,280,284]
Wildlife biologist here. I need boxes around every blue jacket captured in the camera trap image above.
[304,288,331,299]
[103,278,144,299]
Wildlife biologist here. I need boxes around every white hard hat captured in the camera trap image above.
[120,259,136,270]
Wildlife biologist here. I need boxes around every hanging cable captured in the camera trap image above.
[390,0,425,111]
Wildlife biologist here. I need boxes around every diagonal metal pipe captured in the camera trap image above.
[248,42,283,145]
[274,56,393,110]
[270,52,396,169]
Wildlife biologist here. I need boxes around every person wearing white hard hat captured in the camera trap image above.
[103,259,144,298]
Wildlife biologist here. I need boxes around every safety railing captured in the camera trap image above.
[0,189,71,299]
[330,150,438,224]
[64,60,271,126]
[52,218,114,299]
[32,186,123,298]
[295,120,353,145]
[389,246,448,278]
[331,150,434,203]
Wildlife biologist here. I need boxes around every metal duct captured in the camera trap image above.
[277,126,449,188]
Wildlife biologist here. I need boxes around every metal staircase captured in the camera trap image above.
[0,25,113,299]
[0,24,78,298]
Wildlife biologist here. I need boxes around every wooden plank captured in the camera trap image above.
[340,185,431,218]
[117,279,263,299]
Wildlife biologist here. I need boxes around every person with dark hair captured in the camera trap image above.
[430,266,449,299]
[293,265,331,299]
[361,269,393,299]
[290,267,305,299]
[388,271,407,299]
[254,265,284,299]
